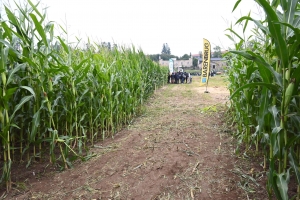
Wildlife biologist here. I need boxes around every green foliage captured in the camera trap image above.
[0,1,168,192]
[148,54,160,62]
[212,46,222,58]
[192,58,198,68]
[180,54,190,60]
[161,43,171,55]
[160,53,178,61]
[227,0,300,199]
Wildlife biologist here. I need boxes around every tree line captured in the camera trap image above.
[148,43,223,62]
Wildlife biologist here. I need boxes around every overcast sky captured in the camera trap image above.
[2,0,262,56]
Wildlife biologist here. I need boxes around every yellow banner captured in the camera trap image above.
[200,38,211,86]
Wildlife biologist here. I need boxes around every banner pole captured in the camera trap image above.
[200,38,211,93]
[205,75,210,93]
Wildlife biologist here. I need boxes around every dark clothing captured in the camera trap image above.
[171,73,175,83]
[175,72,179,84]
[184,72,188,83]
[181,76,185,83]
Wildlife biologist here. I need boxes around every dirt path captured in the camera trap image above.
[5,77,268,199]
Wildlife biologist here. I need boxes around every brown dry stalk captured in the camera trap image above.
[190,188,194,199]
[192,161,200,174]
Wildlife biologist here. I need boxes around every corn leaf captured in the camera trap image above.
[280,0,288,11]
[256,0,288,69]
[275,171,290,200]
[5,6,19,27]
[268,157,281,198]
[269,105,281,128]
[225,34,235,42]
[225,28,244,41]
[29,13,48,47]
[286,0,297,25]
[74,58,89,71]
[20,86,36,99]
[243,11,251,33]
[0,39,22,58]
[10,95,34,121]
[274,22,300,57]
[230,50,282,87]
[257,87,269,133]
[58,24,67,35]
[289,151,300,185]
[57,36,69,54]
[232,0,241,12]
[1,22,12,41]
[30,108,41,142]
[271,0,280,7]
[230,82,279,99]
[6,64,23,86]
[2,87,18,103]
[235,16,269,34]
[27,0,43,19]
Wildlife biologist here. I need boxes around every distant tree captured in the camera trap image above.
[160,53,178,61]
[193,58,198,68]
[199,51,203,58]
[162,44,166,54]
[166,43,171,55]
[161,43,171,55]
[148,54,160,62]
[160,53,169,60]
[212,46,222,58]
[180,54,190,60]
[100,42,111,50]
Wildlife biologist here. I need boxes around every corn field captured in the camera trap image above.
[226,0,300,199]
[0,1,168,192]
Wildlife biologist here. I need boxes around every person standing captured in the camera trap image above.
[175,72,179,84]
[171,72,175,83]
[181,72,185,83]
[184,72,188,83]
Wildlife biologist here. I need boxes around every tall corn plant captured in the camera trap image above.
[0,0,168,192]
[0,6,37,192]
[227,0,300,199]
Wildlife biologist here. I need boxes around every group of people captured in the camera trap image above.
[167,71,192,84]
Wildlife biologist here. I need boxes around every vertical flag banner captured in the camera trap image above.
[169,58,174,74]
[200,38,211,86]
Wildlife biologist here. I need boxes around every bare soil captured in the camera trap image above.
[2,77,269,199]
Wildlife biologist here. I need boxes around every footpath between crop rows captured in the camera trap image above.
[5,76,268,199]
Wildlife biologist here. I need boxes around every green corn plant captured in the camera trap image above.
[0,0,168,192]
[227,0,300,199]
[0,10,37,190]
